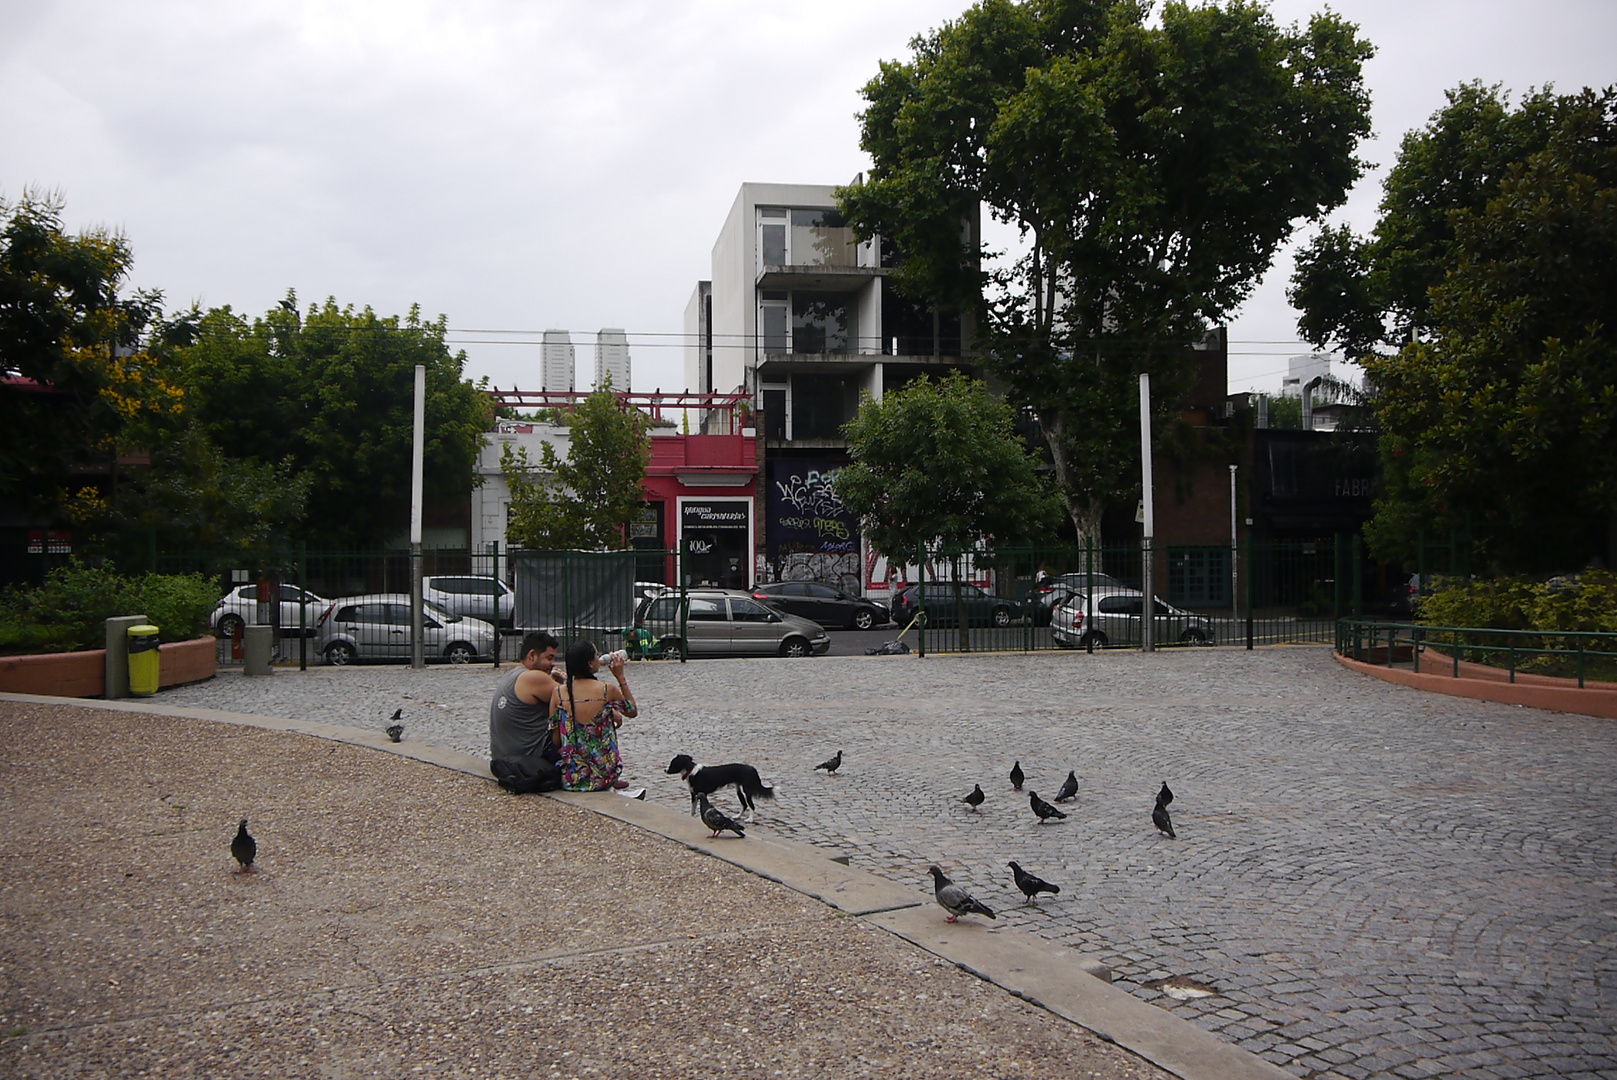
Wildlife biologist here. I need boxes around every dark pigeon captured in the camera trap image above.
[385,723,404,743]
[1008,861,1061,903]
[230,819,256,873]
[698,795,745,839]
[928,865,996,923]
[815,750,842,775]
[963,783,985,811]
[390,708,403,722]
[1054,770,1079,802]
[1029,790,1067,824]
[1152,797,1176,839]
[1158,781,1174,807]
[1010,761,1024,791]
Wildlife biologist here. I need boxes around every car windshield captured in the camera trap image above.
[424,600,460,622]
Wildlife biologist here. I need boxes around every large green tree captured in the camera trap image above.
[0,191,184,517]
[501,380,652,550]
[839,0,1373,544]
[836,372,1059,558]
[1339,88,1617,571]
[173,296,492,549]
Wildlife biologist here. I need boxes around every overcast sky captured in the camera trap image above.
[3,0,1612,397]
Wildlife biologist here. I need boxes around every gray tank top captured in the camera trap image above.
[489,666,552,761]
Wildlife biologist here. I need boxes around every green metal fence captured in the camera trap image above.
[904,538,1363,655]
[1337,618,1617,688]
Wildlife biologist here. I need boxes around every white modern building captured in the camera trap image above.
[541,330,575,392]
[594,329,630,390]
[1281,353,1333,397]
[684,181,976,593]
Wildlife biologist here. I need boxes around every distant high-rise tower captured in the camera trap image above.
[541,330,575,392]
[594,328,630,390]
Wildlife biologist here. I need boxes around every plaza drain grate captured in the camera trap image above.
[1143,975,1219,1001]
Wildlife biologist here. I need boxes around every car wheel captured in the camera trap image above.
[658,638,685,661]
[852,609,876,630]
[217,614,244,638]
[780,637,811,658]
[991,606,1012,628]
[445,642,477,664]
[325,641,357,666]
[1180,628,1209,645]
[1079,631,1107,650]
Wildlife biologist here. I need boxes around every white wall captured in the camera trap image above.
[472,420,573,550]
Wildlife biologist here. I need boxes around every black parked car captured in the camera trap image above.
[751,581,890,630]
[890,583,1024,628]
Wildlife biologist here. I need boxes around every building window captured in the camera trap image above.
[792,373,856,439]
[761,292,788,355]
[759,207,856,268]
[792,294,852,354]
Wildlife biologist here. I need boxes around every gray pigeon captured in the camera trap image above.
[1054,770,1079,802]
[230,819,256,873]
[1158,781,1174,807]
[699,795,745,839]
[1010,761,1024,791]
[385,723,404,743]
[963,783,985,811]
[1153,797,1176,839]
[928,865,996,923]
[1029,790,1067,824]
[815,750,842,775]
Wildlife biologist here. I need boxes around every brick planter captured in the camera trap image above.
[0,636,217,698]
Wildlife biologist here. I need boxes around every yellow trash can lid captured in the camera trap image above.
[128,624,159,637]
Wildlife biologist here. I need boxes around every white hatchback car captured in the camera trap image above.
[210,584,328,637]
[422,575,514,627]
[316,593,496,665]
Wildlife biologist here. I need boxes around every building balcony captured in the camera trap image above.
[756,264,883,291]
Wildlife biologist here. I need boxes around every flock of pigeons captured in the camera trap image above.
[226,713,1181,926]
[929,762,1179,922]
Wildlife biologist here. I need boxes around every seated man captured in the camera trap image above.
[490,630,564,765]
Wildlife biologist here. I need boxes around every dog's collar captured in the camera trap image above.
[683,762,704,780]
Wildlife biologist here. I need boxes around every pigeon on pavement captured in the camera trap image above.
[1010,761,1024,791]
[928,865,996,923]
[390,708,403,722]
[1158,781,1174,807]
[230,819,256,873]
[1152,796,1177,839]
[1008,861,1061,903]
[963,783,985,811]
[815,750,842,775]
[1054,770,1079,802]
[1029,790,1067,824]
[699,795,746,839]
[385,723,404,743]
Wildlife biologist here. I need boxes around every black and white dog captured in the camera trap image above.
[666,754,775,819]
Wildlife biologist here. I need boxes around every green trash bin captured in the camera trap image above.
[128,624,160,696]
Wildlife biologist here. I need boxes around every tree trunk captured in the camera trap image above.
[1039,409,1105,549]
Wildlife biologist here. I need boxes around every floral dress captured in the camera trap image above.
[553,696,623,791]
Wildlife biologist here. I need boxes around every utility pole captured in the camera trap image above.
[1139,373,1154,653]
[1230,464,1239,633]
[410,364,425,670]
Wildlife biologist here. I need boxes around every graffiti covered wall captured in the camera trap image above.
[766,460,861,590]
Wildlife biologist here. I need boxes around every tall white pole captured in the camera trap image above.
[1139,373,1154,652]
[410,364,425,669]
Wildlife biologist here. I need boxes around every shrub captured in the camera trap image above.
[1416,571,1617,678]
[0,560,217,654]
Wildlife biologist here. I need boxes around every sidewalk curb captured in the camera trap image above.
[1,690,1292,1080]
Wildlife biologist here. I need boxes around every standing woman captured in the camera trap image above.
[550,640,637,791]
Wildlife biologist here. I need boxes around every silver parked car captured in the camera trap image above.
[1051,588,1213,648]
[422,575,514,627]
[211,584,328,637]
[634,588,831,659]
[316,593,496,665]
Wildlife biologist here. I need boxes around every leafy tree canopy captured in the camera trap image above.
[835,371,1061,567]
[171,295,493,550]
[839,0,1373,543]
[1292,83,1607,356]
[0,190,184,514]
[501,378,652,550]
[1356,87,1617,571]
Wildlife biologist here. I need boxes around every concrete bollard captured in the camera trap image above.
[104,615,150,700]
[243,625,274,676]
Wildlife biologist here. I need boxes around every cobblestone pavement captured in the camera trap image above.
[160,647,1617,1078]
